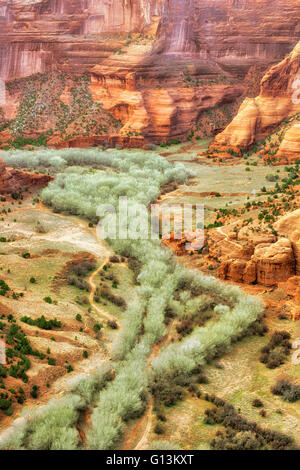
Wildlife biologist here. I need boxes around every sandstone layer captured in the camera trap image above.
[218,238,296,287]
[0,157,52,192]
[0,0,300,144]
[0,156,8,190]
[212,41,300,156]
[217,208,300,287]
[274,209,300,276]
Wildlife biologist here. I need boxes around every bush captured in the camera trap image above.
[67,275,90,291]
[69,260,96,277]
[154,422,166,435]
[0,280,10,296]
[30,385,39,399]
[109,256,120,263]
[204,394,295,450]
[211,430,264,450]
[271,380,300,403]
[21,315,61,330]
[259,331,291,369]
[107,320,118,329]
[0,398,11,410]
[93,323,102,333]
[98,287,126,309]
[252,399,264,408]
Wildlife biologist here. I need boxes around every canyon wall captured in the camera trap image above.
[1,0,299,80]
[212,40,300,156]
[0,0,300,143]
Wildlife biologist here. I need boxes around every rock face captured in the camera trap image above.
[0,0,299,143]
[212,41,300,154]
[276,123,300,162]
[278,276,300,319]
[0,156,52,192]
[274,209,300,275]
[1,0,299,80]
[218,238,296,286]
[218,209,300,286]
[0,156,9,190]
[253,239,296,286]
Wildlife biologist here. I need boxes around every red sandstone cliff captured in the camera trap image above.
[0,157,52,192]
[0,0,299,145]
[212,41,300,159]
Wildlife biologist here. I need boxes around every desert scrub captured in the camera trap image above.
[0,150,264,450]
[20,315,61,330]
[0,366,112,450]
[4,71,122,144]
[151,273,264,381]
[38,151,263,450]
[259,330,292,369]
[204,393,296,450]
[271,380,300,403]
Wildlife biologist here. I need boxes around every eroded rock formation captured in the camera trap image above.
[0,0,299,144]
[218,238,296,286]
[0,156,52,192]
[0,156,8,190]
[212,41,300,156]
[217,209,300,287]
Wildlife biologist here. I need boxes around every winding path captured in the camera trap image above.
[37,202,120,326]
[128,320,175,451]
[88,259,120,326]
[216,225,241,249]
[8,199,169,449]
[11,201,119,326]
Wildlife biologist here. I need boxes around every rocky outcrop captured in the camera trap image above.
[6,168,53,190]
[276,123,300,162]
[212,41,300,155]
[218,238,296,286]
[253,239,296,286]
[89,49,244,141]
[290,231,300,276]
[0,157,52,192]
[274,209,300,275]
[0,156,8,190]
[218,208,300,286]
[218,258,257,284]
[0,0,299,144]
[162,230,205,255]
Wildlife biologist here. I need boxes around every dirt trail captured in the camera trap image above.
[11,201,120,327]
[88,259,120,326]
[38,202,120,326]
[123,321,175,451]
[217,225,241,249]
[0,201,121,429]
[8,200,168,449]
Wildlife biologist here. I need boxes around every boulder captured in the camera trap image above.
[253,238,296,286]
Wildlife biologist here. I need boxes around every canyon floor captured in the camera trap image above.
[0,141,299,450]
